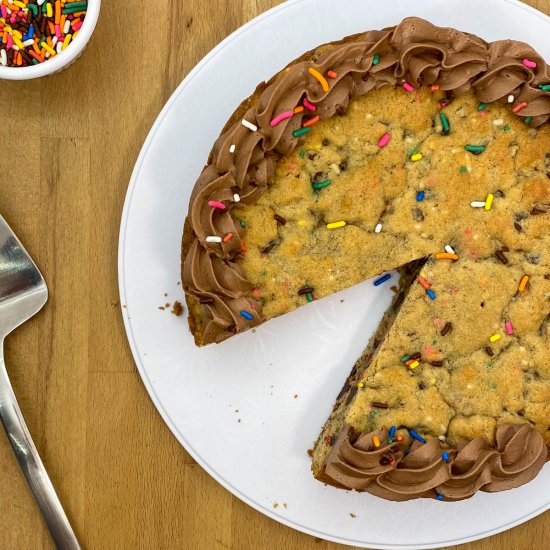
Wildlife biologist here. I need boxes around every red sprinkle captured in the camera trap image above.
[303,115,320,127]
[327,70,338,78]
[512,101,528,114]
[223,232,233,242]
[418,276,432,289]
[431,84,440,91]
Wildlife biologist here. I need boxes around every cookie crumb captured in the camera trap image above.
[350,513,356,518]
[171,301,184,316]
[307,449,313,457]
[158,306,165,310]
[294,394,298,399]
[273,502,278,509]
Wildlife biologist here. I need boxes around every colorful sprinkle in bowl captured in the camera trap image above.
[0,0,100,81]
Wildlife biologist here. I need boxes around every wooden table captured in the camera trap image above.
[1,1,549,548]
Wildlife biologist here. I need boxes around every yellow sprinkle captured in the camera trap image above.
[411,153,423,162]
[297,220,308,227]
[13,37,24,50]
[409,360,420,369]
[518,275,529,293]
[326,221,346,229]
[435,252,459,261]
[357,382,364,388]
[485,193,494,211]
[42,42,56,56]
[12,29,22,39]
[489,334,501,343]
[308,67,330,92]
[46,3,53,18]
[13,0,26,8]
[62,34,72,50]
[372,435,381,448]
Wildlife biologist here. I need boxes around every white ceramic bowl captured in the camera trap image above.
[0,0,100,80]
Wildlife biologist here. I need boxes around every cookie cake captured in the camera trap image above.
[181,17,550,501]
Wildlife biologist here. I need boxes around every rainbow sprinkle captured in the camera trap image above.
[312,179,332,190]
[465,144,486,155]
[523,58,537,69]
[241,119,258,132]
[239,310,253,321]
[293,127,311,138]
[440,112,450,134]
[489,333,501,343]
[402,82,414,92]
[270,110,294,127]
[518,275,529,293]
[411,153,423,162]
[485,194,494,211]
[374,273,391,286]
[378,133,391,147]
[373,435,381,448]
[308,67,329,92]
[326,221,346,229]
[373,54,380,65]
[426,289,436,300]
[512,101,528,114]
[505,321,514,335]
[208,201,226,210]
[408,429,426,443]
[303,98,317,111]
[435,252,459,261]
[416,191,425,202]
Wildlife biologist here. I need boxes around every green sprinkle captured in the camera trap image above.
[31,59,39,65]
[539,84,550,91]
[440,112,450,135]
[491,382,497,389]
[62,2,88,14]
[312,179,332,190]
[306,292,313,302]
[27,4,38,16]
[239,220,247,228]
[487,363,494,369]
[459,166,468,173]
[400,354,411,363]
[524,116,533,125]
[503,124,510,133]
[432,339,437,345]
[293,127,311,138]
[373,54,380,66]
[477,102,488,111]
[464,144,486,155]
[39,36,46,46]
[299,149,306,158]
[260,270,267,277]
[407,146,418,159]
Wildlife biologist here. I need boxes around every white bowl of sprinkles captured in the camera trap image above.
[0,0,100,80]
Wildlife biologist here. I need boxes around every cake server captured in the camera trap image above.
[0,215,80,550]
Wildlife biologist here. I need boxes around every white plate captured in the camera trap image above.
[118,0,550,547]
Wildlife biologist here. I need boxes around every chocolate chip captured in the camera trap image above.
[430,360,444,367]
[379,456,391,465]
[261,240,278,254]
[312,171,325,183]
[518,410,525,417]
[362,75,369,81]
[484,346,494,357]
[298,287,315,295]
[372,401,389,409]
[412,208,424,222]
[307,151,317,161]
[495,249,509,264]
[339,159,348,171]
[514,222,523,232]
[525,252,540,265]
[199,297,214,304]
[440,322,452,336]
[274,214,286,225]
[336,105,346,116]
[531,205,549,216]
[495,189,505,198]
[322,138,331,146]
[418,381,427,390]
[410,352,422,360]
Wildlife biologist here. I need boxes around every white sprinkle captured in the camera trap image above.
[471,201,486,208]
[23,39,34,47]
[507,94,514,103]
[45,51,50,58]
[64,19,71,34]
[0,50,6,66]
[374,223,382,234]
[229,144,236,154]
[206,236,222,243]
[37,0,45,4]
[11,45,19,51]
[438,435,447,442]
[444,245,455,254]
[241,119,258,132]
[56,42,63,54]
[52,35,59,47]
[493,118,504,126]
[233,193,240,203]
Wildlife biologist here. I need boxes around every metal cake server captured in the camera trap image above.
[0,215,80,550]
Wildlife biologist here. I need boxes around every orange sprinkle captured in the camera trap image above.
[418,276,432,289]
[512,101,528,114]
[308,67,329,92]
[518,275,529,293]
[223,232,233,243]
[431,84,440,91]
[29,50,44,63]
[294,106,304,114]
[327,70,338,78]
[32,40,42,54]
[372,435,381,448]
[240,239,247,253]
[302,115,320,128]
[48,22,55,35]
[55,0,61,24]
[435,252,459,261]
[16,52,22,66]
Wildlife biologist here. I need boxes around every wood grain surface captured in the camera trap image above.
[0,1,549,548]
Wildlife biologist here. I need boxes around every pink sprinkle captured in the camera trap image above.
[523,59,537,69]
[402,82,414,92]
[505,321,514,335]
[378,133,391,148]
[208,201,226,210]
[0,5,7,17]
[6,34,12,49]
[303,98,317,112]
[55,24,61,38]
[72,20,83,31]
[270,110,294,127]
[478,110,488,117]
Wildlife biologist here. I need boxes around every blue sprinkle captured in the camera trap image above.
[408,429,427,444]
[239,310,253,320]
[436,493,444,501]
[442,451,449,462]
[404,450,409,456]
[389,426,396,440]
[374,273,391,286]
[416,191,425,202]
[28,25,35,39]
[426,289,436,300]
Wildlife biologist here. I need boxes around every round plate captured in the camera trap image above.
[119,0,550,547]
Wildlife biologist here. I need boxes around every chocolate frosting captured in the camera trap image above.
[324,424,547,501]
[182,16,550,344]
